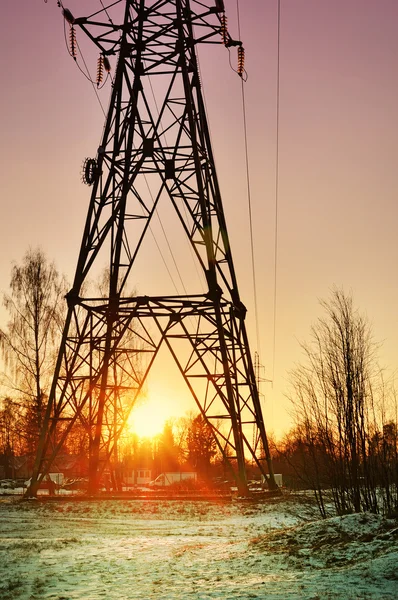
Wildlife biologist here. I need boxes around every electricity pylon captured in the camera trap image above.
[28,0,277,496]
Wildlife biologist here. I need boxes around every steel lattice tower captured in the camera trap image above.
[28,0,277,496]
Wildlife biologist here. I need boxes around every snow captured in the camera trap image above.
[0,495,397,599]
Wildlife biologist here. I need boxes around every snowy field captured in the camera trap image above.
[0,495,397,600]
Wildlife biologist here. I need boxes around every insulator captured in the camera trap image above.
[63,7,75,24]
[69,25,77,59]
[82,158,98,186]
[220,13,228,46]
[96,56,104,87]
[237,46,245,77]
[103,56,111,73]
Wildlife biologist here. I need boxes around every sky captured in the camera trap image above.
[0,0,397,439]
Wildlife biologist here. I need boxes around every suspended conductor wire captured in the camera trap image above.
[272,0,281,387]
[240,82,261,354]
[142,175,185,296]
[140,181,181,296]
[75,38,108,117]
[98,0,114,26]
[236,0,261,355]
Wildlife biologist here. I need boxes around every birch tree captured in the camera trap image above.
[0,248,67,455]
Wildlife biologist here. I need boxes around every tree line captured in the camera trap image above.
[117,414,218,480]
[1,250,397,511]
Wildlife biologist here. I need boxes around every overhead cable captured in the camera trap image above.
[272,0,281,387]
[236,0,261,355]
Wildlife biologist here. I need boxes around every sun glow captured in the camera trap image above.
[127,394,176,439]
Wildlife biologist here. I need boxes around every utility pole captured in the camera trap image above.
[27,0,277,497]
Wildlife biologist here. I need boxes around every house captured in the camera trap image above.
[123,468,152,486]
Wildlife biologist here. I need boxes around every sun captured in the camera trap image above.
[126,361,194,438]
[127,394,175,438]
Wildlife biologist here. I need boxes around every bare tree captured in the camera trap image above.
[0,248,67,455]
[288,288,389,515]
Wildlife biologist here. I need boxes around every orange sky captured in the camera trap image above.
[0,0,398,439]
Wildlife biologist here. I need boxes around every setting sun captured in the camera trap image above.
[126,360,197,438]
[127,393,176,438]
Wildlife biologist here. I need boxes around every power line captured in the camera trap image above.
[142,176,186,296]
[272,0,281,388]
[74,39,107,117]
[236,0,261,355]
[98,0,114,26]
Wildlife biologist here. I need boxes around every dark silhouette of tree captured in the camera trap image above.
[154,420,179,473]
[0,397,26,477]
[186,414,216,476]
[137,437,153,469]
[0,248,67,455]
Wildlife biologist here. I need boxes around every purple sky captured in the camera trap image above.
[1,0,398,436]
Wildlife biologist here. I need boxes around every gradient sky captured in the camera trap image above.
[0,0,397,438]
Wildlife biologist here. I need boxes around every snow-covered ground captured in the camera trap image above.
[0,495,397,599]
